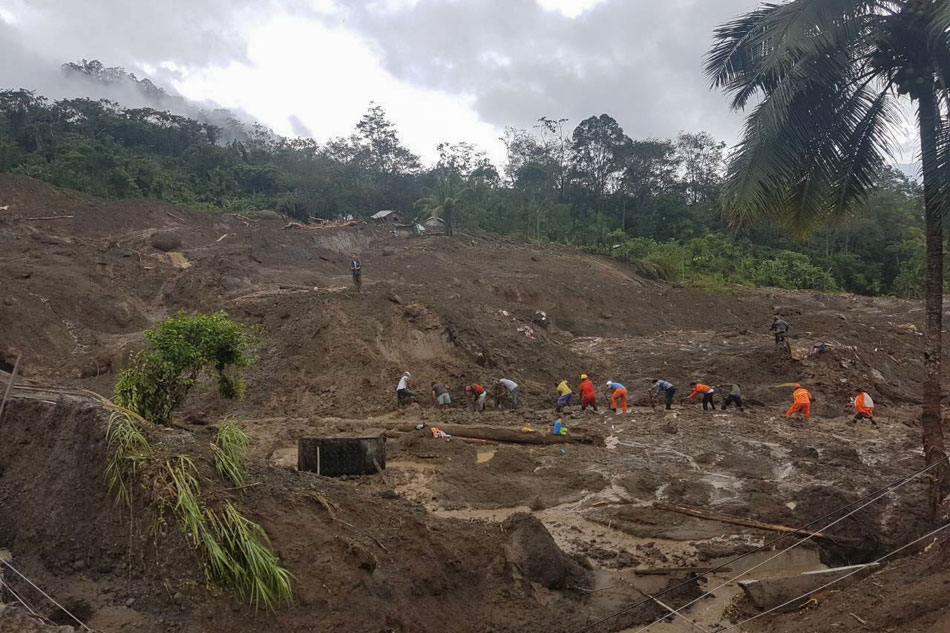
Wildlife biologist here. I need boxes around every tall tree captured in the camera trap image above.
[706,0,950,509]
[570,114,631,200]
[675,131,726,204]
[353,102,420,175]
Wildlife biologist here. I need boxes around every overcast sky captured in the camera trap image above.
[0,0,918,165]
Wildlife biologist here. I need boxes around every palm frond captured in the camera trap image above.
[706,0,883,109]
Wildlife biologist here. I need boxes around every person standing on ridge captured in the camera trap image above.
[605,380,628,414]
[770,316,789,350]
[555,379,574,413]
[350,253,362,291]
[785,383,814,422]
[578,374,598,412]
[852,388,875,424]
[688,382,717,410]
[651,379,676,410]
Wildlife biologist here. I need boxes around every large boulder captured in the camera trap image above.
[502,513,567,589]
[149,231,182,252]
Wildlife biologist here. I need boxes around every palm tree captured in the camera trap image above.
[416,174,469,237]
[706,0,950,508]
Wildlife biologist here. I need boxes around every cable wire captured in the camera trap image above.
[0,558,92,631]
[628,459,939,633]
[0,577,38,615]
[567,459,939,633]
[719,520,950,633]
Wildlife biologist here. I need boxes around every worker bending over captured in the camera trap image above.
[605,381,628,414]
[396,371,413,406]
[578,374,598,411]
[853,389,875,425]
[496,378,520,408]
[688,382,716,411]
[466,383,487,412]
[785,384,814,422]
[555,379,574,413]
[721,384,743,411]
[651,379,676,410]
[431,382,451,406]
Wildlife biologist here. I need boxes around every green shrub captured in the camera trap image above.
[115,312,260,425]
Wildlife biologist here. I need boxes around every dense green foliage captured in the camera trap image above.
[0,89,931,295]
[114,312,259,425]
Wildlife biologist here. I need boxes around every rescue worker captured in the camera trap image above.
[651,379,676,410]
[496,378,520,408]
[721,383,743,411]
[350,253,362,291]
[555,379,574,413]
[688,382,716,411]
[605,380,628,414]
[578,374,598,411]
[852,388,875,424]
[396,371,413,406]
[431,381,451,406]
[770,316,789,347]
[465,383,487,412]
[785,383,814,422]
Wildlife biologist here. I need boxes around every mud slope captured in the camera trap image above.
[2,175,949,632]
[0,173,943,418]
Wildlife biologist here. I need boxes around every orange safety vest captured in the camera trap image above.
[855,393,874,413]
[793,388,812,404]
[689,383,712,398]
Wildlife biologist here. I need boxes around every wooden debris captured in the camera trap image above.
[653,503,858,544]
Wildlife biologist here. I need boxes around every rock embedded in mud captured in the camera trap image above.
[502,513,567,589]
[149,231,182,252]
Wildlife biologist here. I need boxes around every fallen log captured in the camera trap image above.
[421,424,602,446]
[653,503,858,544]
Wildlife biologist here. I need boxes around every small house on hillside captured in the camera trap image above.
[371,210,401,224]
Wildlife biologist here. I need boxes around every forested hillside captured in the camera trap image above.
[0,86,929,296]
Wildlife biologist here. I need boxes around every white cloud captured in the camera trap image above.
[170,14,505,163]
[535,0,609,19]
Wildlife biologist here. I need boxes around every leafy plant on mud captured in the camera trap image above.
[166,456,292,610]
[114,311,261,425]
[212,421,250,487]
[105,410,151,510]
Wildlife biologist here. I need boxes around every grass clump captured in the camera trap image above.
[115,311,260,425]
[105,411,151,509]
[165,456,292,610]
[212,421,250,487]
[210,502,294,609]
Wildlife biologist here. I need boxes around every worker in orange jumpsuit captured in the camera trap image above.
[605,381,628,414]
[785,384,813,422]
[578,374,598,411]
[852,389,875,425]
[687,382,716,410]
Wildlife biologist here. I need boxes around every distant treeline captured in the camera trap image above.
[0,89,930,297]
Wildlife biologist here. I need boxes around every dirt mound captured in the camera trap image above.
[0,396,597,633]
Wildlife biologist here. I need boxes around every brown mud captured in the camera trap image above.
[1,174,948,632]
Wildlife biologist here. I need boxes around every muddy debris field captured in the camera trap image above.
[1,174,949,633]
